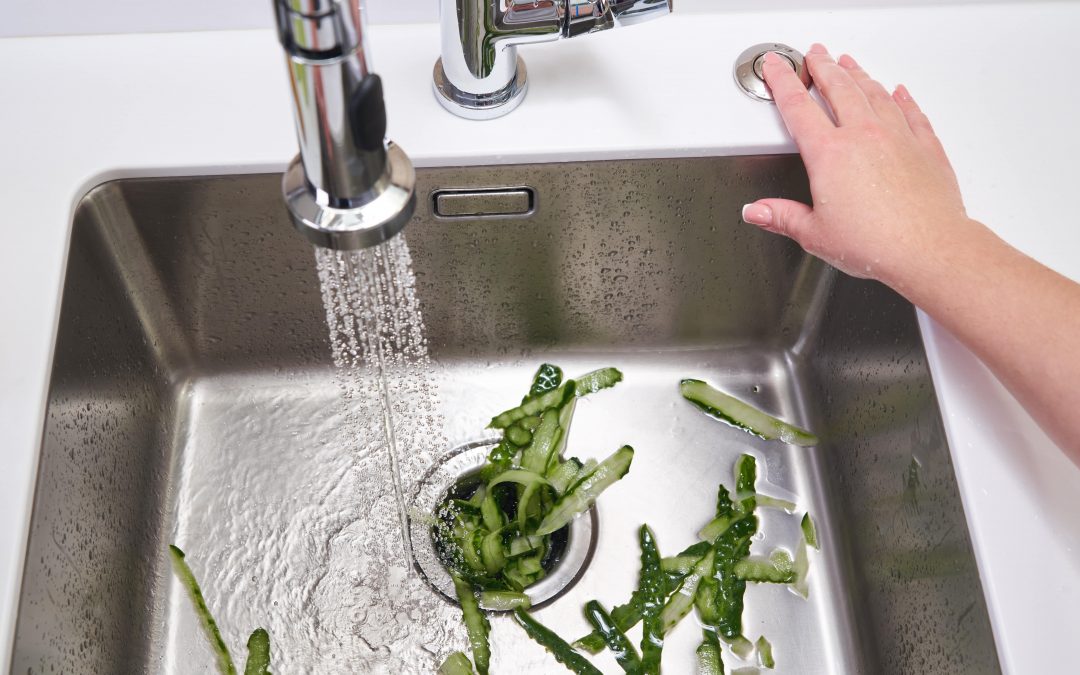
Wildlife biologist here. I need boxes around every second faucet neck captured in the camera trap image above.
[434,0,672,120]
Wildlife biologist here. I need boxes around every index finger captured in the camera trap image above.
[761,51,833,145]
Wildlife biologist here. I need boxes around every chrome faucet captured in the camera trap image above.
[433,0,673,119]
[273,0,416,250]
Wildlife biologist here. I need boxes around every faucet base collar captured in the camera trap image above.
[432,57,528,121]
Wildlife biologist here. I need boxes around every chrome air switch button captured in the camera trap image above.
[734,43,812,102]
[753,52,797,80]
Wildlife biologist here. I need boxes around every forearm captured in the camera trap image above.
[887,218,1080,459]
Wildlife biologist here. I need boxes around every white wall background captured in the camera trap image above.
[1,0,1031,39]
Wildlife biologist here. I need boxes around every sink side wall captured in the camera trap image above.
[803,274,1001,673]
[11,185,183,674]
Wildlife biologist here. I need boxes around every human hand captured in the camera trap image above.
[742,44,971,285]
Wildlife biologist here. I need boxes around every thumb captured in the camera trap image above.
[742,199,814,242]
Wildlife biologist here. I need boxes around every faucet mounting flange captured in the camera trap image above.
[432,57,529,121]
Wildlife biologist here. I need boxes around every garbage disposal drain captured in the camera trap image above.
[410,439,598,609]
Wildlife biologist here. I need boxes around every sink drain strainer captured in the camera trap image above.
[410,439,598,609]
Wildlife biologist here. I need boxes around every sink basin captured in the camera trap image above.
[13,156,1000,674]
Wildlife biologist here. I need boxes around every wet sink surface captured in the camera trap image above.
[13,157,1000,673]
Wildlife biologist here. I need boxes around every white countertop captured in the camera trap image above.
[2,3,1078,672]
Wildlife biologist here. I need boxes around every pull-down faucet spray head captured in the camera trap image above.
[274,0,416,250]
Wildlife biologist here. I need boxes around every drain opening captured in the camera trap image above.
[438,470,573,575]
[410,439,598,610]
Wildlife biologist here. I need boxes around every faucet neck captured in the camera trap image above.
[275,0,369,65]
[274,0,416,250]
[275,0,381,204]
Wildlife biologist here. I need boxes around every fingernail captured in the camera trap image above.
[809,43,828,55]
[762,51,794,74]
[895,84,913,101]
[838,54,858,69]
[742,203,774,227]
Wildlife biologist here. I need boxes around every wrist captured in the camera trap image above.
[876,215,990,303]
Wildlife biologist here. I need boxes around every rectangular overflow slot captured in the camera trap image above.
[432,186,536,219]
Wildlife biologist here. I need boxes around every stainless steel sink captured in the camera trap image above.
[12,156,1000,674]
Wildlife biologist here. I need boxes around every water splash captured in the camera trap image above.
[308,236,461,672]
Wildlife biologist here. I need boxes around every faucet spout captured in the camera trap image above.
[610,0,674,26]
[273,0,416,250]
[434,0,672,120]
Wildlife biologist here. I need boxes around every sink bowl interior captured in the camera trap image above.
[13,157,999,674]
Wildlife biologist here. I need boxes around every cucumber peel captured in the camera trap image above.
[757,495,797,513]
[169,545,271,675]
[638,525,666,675]
[726,635,755,660]
[756,635,775,669]
[695,631,724,675]
[735,550,795,584]
[680,379,818,446]
[512,608,603,675]
[660,548,715,633]
[536,446,634,536]
[801,512,819,550]
[169,545,236,675]
[528,363,563,398]
[243,629,271,675]
[439,652,476,675]
[574,367,624,396]
[661,553,703,576]
[452,574,492,675]
[490,383,574,430]
[479,590,531,611]
[584,601,643,674]
[792,538,810,599]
